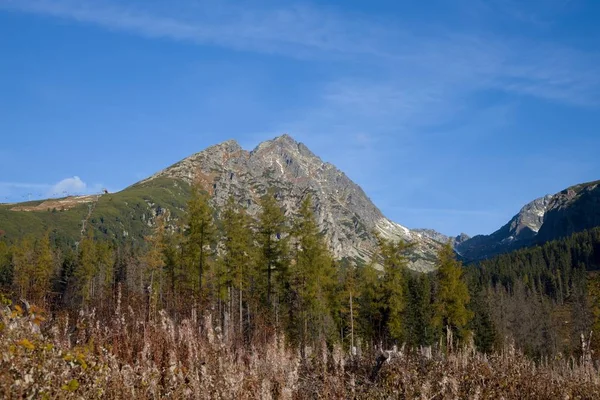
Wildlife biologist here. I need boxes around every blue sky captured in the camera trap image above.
[0,0,599,236]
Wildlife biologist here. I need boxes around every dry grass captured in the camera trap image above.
[2,298,600,399]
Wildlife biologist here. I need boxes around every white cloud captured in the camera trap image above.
[0,177,98,201]
[48,176,87,196]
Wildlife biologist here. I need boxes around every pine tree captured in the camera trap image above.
[184,185,216,304]
[32,232,55,305]
[220,196,254,337]
[12,236,35,300]
[0,241,11,288]
[356,262,384,343]
[433,243,473,343]
[143,212,168,315]
[338,264,360,351]
[162,216,182,308]
[290,194,336,349]
[377,235,411,343]
[94,241,114,309]
[256,189,288,309]
[404,272,435,346]
[76,230,97,305]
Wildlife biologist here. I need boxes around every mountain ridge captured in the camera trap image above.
[143,134,442,270]
[0,134,443,271]
[457,180,600,261]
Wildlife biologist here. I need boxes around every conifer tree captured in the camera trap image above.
[184,185,216,303]
[256,189,288,308]
[220,196,254,336]
[404,272,435,346]
[377,235,411,343]
[0,241,11,288]
[433,243,473,342]
[162,217,182,307]
[32,232,55,305]
[290,194,336,349]
[12,236,35,300]
[338,264,360,351]
[75,231,114,307]
[76,230,96,305]
[144,213,168,312]
[356,262,384,343]
[94,241,115,308]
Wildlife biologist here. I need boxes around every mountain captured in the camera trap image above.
[456,180,600,261]
[413,229,470,247]
[0,134,443,271]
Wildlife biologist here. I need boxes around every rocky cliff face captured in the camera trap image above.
[456,181,600,261]
[413,229,470,247]
[143,134,442,271]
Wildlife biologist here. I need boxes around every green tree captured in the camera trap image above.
[220,196,254,336]
[404,272,435,346]
[144,212,168,313]
[256,189,288,308]
[162,217,183,308]
[76,231,96,304]
[32,232,55,305]
[433,243,473,343]
[184,185,216,304]
[11,234,55,304]
[290,194,336,349]
[12,236,36,300]
[356,262,384,343]
[338,263,360,350]
[377,235,411,343]
[75,231,114,307]
[0,241,12,288]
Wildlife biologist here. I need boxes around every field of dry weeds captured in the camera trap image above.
[2,298,600,399]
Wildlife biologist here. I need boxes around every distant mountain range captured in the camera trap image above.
[456,180,600,261]
[1,134,599,270]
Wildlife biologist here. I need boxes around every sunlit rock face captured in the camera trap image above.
[145,134,443,271]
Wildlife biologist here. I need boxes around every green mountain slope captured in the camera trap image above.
[0,177,191,246]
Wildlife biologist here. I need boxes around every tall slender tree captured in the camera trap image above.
[219,196,254,337]
[256,189,288,308]
[377,235,411,343]
[289,195,336,349]
[184,185,216,304]
[433,243,473,343]
[144,212,169,314]
[32,232,55,305]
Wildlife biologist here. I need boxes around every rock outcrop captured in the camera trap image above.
[456,181,600,261]
[144,134,442,271]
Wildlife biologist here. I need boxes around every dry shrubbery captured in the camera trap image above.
[2,296,600,399]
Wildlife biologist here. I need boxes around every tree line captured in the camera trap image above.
[10,187,600,359]
[3,188,600,359]
[0,186,472,354]
[467,227,600,357]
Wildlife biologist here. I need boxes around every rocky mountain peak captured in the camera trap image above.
[413,229,471,247]
[143,134,442,271]
[510,194,552,235]
[213,139,243,153]
[456,180,600,261]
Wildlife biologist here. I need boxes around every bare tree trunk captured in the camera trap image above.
[239,288,243,338]
[350,293,355,357]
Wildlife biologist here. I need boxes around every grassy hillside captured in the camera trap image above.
[0,178,192,247]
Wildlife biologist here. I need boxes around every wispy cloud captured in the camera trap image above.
[0,0,398,59]
[1,0,598,234]
[2,0,598,107]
